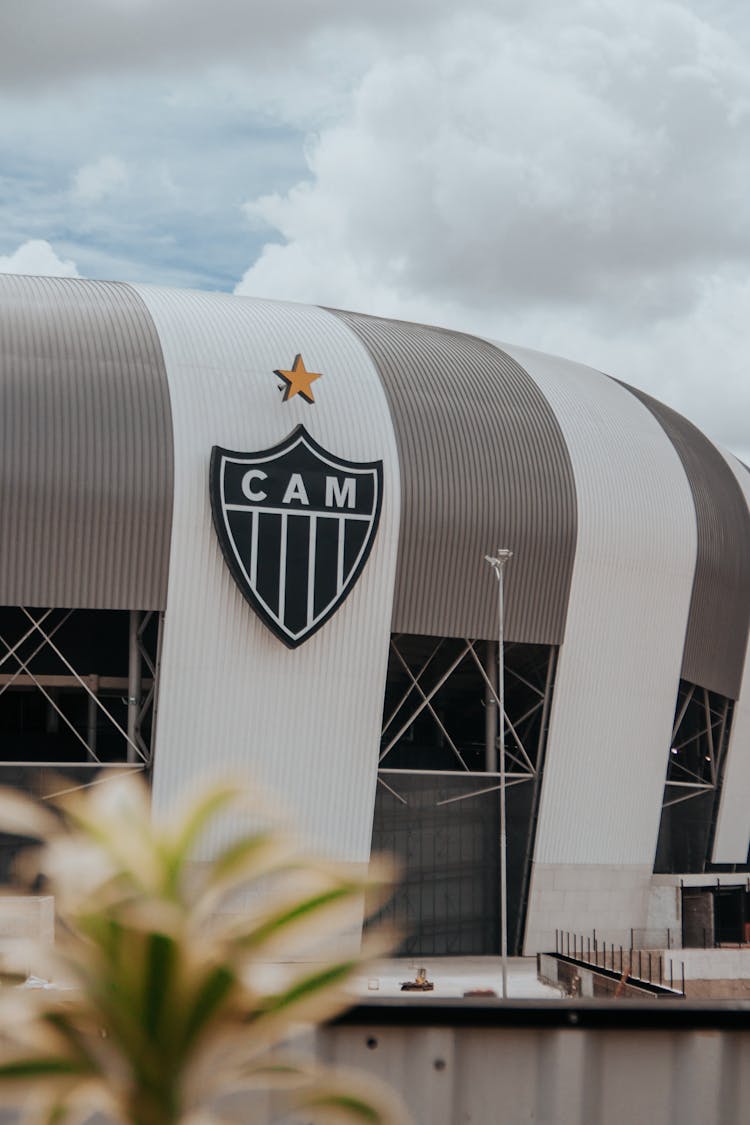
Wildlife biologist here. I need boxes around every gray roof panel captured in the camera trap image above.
[618,380,750,699]
[0,275,173,609]
[328,311,578,644]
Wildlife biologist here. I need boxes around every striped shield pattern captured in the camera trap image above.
[210,425,383,647]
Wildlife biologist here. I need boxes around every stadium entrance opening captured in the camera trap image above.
[369,634,557,956]
[0,606,162,878]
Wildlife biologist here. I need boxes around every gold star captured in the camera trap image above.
[274,354,322,404]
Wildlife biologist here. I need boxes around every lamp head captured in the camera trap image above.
[485,548,513,569]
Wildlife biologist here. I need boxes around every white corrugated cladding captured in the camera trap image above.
[131,287,400,863]
[498,344,697,866]
[713,452,750,863]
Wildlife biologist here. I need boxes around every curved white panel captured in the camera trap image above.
[131,287,400,864]
[498,345,697,865]
[713,452,750,863]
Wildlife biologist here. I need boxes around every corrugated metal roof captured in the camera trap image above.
[619,382,750,700]
[501,344,696,873]
[322,1004,750,1125]
[0,275,173,609]
[130,285,401,864]
[327,311,577,644]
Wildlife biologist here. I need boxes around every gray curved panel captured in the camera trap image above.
[619,382,750,700]
[713,450,750,861]
[0,275,173,609]
[327,311,577,644]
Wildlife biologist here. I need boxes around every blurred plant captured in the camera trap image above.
[0,775,408,1125]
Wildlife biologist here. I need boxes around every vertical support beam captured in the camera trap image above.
[717,698,730,770]
[87,692,98,757]
[127,610,142,765]
[516,644,556,954]
[498,564,508,997]
[671,684,694,743]
[486,549,513,997]
[144,610,165,767]
[706,695,733,871]
[704,689,716,785]
[45,689,60,735]
[485,640,497,773]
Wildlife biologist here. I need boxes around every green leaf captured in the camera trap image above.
[0,775,405,1124]
[43,1102,70,1125]
[179,963,237,1055]
[41,1012,103,1076]
[143,931,179,1039]
[0,1057,91,1080]
[203,831,279,889]
[255,960,357,1021]
[238,886,355,951]
[303,1093,382,1122]
[163,785,241,893]
[0,787,59,839]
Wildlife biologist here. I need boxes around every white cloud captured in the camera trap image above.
[0,239,80,277]
[235,2,750,460]
[0,0,465,92]
[71,154,128,203]
[237,4,750,312]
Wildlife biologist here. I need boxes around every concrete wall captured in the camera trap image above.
[524,862,651,952]
[0,896,54,979]
[647,879,682,941]
[537,953,672,999]
[669,949,750,981]
[0,895,53,943]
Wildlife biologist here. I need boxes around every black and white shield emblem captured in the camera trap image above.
[210,426,383,647]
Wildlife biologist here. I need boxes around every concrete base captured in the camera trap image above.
[647,878,682,940]
[0,895,54,943]
[523,862,651,953]
[350,956,561,1000]
[685,980,750,998]
[0,895,55,980]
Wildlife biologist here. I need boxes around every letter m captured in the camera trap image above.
[325,476,356,509]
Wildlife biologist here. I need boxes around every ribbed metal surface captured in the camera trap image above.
[327,311,577,644]
[620,383,750,700]
[500,345,697,879]
[131,286,400,863]
[320,1007,750,1125]
[0,275,173,609]
[713,453,750,862]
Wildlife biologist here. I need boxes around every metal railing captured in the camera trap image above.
[554,929,686,994]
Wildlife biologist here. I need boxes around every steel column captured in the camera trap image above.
[485,640,497,773]
[486,549,513,998]
[127,610,142,765]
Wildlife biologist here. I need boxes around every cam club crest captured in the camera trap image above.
[210,426,383,647]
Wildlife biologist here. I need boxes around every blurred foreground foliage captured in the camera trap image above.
[0,775,409,1125]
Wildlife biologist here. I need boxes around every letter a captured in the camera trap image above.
[282,473,310,505]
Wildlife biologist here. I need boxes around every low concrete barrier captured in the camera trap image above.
[537,951,682,999]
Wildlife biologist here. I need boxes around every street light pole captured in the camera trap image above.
[485,548,513,999]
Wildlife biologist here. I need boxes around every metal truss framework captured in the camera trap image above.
[0,607,163,781]
[663,682,732,811]
[373,634,557,955]
[378,635,554,802]
[655,679,735,875]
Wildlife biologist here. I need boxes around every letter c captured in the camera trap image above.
[241,469,268,502]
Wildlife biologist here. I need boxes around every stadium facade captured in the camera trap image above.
[1,273,749,955]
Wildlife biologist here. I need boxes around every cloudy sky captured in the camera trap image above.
[1,0,748,457]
